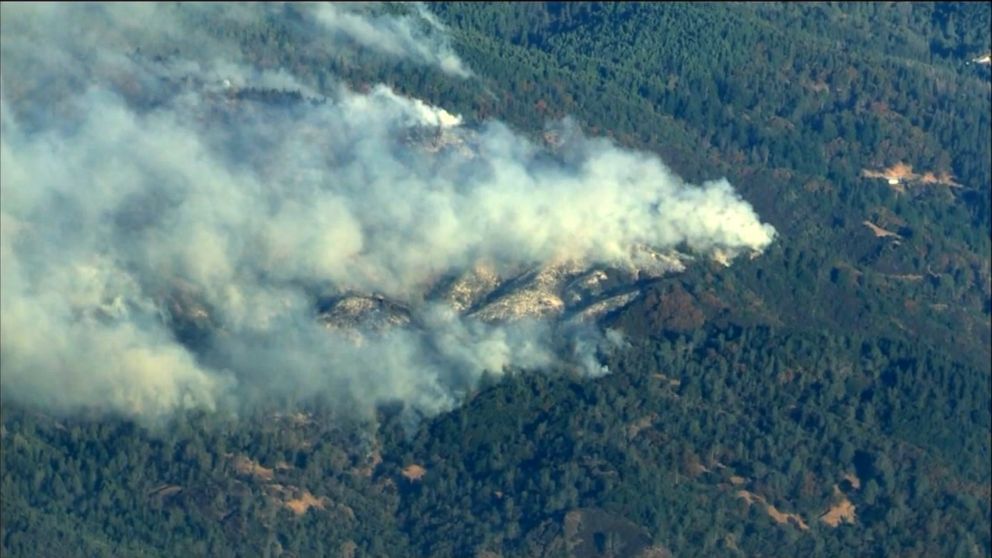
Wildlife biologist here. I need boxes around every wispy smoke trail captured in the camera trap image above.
[0,3,775,420]
[309,3,472,78]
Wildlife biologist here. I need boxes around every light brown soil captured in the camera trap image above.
[842,472,861,490]
[402,464,427,481]
[862,162,961,191]
[765,503,809,530]
[284,490,327,516]
[818,484,858,527]
[736,490,809,530]
[919,171,961,187]
[265,484,328,516]
[820,497,857,527]
[232,455,274,481]
[862,162,915,182]
[863,220,901,239]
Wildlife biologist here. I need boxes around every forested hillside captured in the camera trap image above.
[429,2,992,366]
[2,3,990,557]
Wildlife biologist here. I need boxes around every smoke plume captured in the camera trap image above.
[309,3,472,78]
[0,3,775,420]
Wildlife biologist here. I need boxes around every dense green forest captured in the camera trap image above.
[3,325,989,556]
[2,3,990,557]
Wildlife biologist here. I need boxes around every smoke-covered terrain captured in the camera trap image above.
[0,3,774,420]
[2,4,989,558]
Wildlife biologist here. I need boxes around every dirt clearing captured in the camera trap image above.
[402,464,427,481]
[863,221,901,239]
[736,490,809,530]
[820,486,857,527]
[862,162,962,192]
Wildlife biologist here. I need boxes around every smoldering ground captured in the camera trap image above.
[0,3,775,421]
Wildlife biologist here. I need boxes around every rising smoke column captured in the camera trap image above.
[0,3,775,420]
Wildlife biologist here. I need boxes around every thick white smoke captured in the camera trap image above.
[0,3,775,420]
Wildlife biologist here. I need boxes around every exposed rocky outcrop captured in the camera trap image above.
[318,295,412,331]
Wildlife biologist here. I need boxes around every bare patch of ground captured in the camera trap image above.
[265,484,331,517]
[863,220,901,239]
[765,503,809,530]
[919,171,961,187]
[231,454,274,481]
[842,472,861,490]
[401,464,427,482]
[820,486,857,527]
[862,162,962,192]
[736,490,809,530]
[284,490,328,516]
